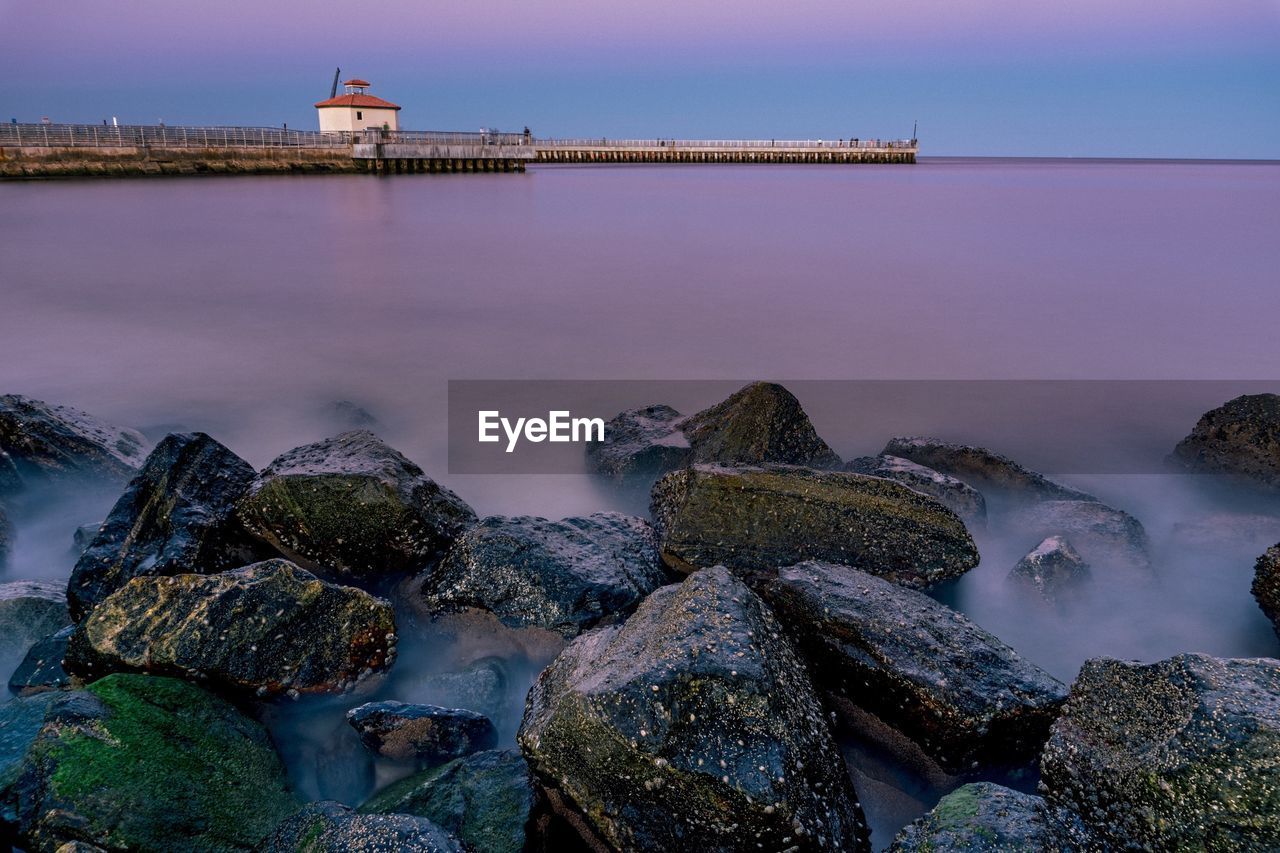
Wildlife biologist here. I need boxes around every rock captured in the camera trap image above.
[753,562,1066,772]
[347,701,497,765]
[0,505,11,567]
[360,749,537,853]
[0,673,297,851]
[0,450,21,497]
[518,566,870,852]
[1008,536,1091,605]
[8,625,74,695]
[1170,393,1280,491]
[71,523,101,555]
[886,783,1093,852]
[419,513,669,638]
[67,432,260,621]
[882,436,1095,502]
[54,843,107,853]
[0,582,70,681]
[587,382,841,484]
[1253,544,1280,638]
[0,395,147,491]
[65,559,396,697]
[236,430,476,586]
[1007,499,1151,570]
[417,659,509,727]
[312,719,376,806]
[844,454,987,524]
[1040,654,1280,849]
[650,464,978,588]
[257,800,462,852]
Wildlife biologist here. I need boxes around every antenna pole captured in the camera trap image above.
[330,67,341,99]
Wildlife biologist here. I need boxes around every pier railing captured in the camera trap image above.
[0,123,535,149]
[534,137,917,150]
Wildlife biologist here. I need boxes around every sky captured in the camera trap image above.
[2,0,1278,157]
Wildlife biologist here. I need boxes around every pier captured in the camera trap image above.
[0,123,917,179]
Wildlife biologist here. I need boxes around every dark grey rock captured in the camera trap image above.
[1040,653,1280,849]
[0,582,69,683]
[518,566,871,852]
[882,436,1095,502]
[1007,499,1151,571]
[65,559,397,697]
[886,783,1093,852]
[258,800,462,852]
[360,749,537,853]
[347,701,497,765]
[1008,536,1091,605]
[236,430,476,586]
[8,625,74,695]
[650,464,978,588]
[0,450,20,497]
[67,432,260,621]
[419,513,669,638]
[845,453,987,525]
[0,395,147,491]
[1170,393,1280,491]
[1253,543,1280,639]
[587,382,840,484]
[71,522,101,555]
[0,505,11,568]
[753,562,1066,772]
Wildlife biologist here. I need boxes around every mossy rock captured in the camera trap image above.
[886,783,1093,852]
[1,673,298,851]
[259,800,461,852]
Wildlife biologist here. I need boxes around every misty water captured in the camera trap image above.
[3,159,1279,847]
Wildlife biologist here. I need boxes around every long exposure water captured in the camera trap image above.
[3,158,1278,847]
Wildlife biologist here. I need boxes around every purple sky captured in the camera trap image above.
[3,0,1277,156]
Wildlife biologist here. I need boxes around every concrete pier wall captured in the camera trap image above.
[0,145,359,178]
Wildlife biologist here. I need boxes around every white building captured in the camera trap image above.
[315,79,401,133]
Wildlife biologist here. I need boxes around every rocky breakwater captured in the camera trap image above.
[1171,393,1280,492]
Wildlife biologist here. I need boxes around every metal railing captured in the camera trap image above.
[534,137,917,150]
[0,123,350,149]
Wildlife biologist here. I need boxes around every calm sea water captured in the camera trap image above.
[3,159,1279,846]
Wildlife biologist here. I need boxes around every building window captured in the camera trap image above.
[356,111,363,120]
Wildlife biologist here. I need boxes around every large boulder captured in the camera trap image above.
[1170,393,1280,491]
[347,701,497,765]
[419,513,669,638]
[1040,654,1280,849]
[1007,499,1151,570]
[0,582,70,683]
[1253,544,1280,638]
[754,562,1066,772]
[257,801,462,853]
[67,432,260,621]
[844,454,987,525]
[0,450,21,497]
[360,749,537,853]
[587,382,840,484]
[236,431,476,586]
[882,436,1095,502]
[518,566,870,852]
[0,395,147,491]
[1008,536,1091,605]
[0,673,298,851]
[650,464,978,588]
[886,783,1093,852]
[65,559,396,697]
[8,626,74,696]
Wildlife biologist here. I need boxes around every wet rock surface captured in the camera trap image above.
[1040,653,1280,849]
[587,382,840,484]
[651,464,978,588]
[360,748,537,853]
[754,562,1067,772]
[419,513,669,638]
[1253,543,1280,638]
[882,436,1095,502]
[1171,393,1280,491]
[0,582,70,681]
[1008,536,1091,604]
[844,454,987,524]
[886,782,1093,852]
[518,566,871,852]
[236,430,476,586]
[7,625,74,695]
[1007,499,1151,570]
[258,800,462,853]
[347,701,498,765]
[0,451,20,498]
[67,432,260,620]
[0,673,297,852]
[65,559,396,697]
[0,395,147,491]
[0,505,11,566]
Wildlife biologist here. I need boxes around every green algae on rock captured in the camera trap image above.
[650,464,978,588]
[68,432,261,621]
[236,430,476,586]
[886,782,1093,852]
[518,566,871,852]
[0,673,298,852]
[360,749,537,853]
[65,559,396,697]
[1040,653,1280,850]
[257,800,462,852]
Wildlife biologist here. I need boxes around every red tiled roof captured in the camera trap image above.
[314,93,401,110]
[344,78,371,87]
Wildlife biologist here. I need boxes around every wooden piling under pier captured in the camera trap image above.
[533,142,916,165]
